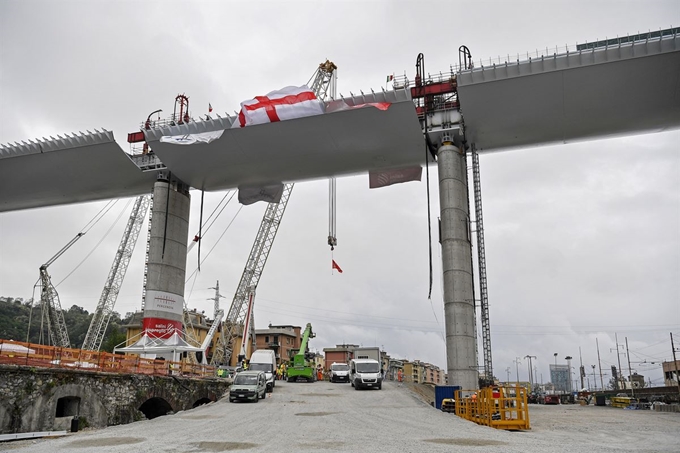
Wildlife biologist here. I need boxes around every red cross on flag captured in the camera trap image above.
[235,85,324,128]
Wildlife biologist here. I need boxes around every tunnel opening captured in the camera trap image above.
[139,397,173,420]
[55,396,80,417]
[193,397,212,408]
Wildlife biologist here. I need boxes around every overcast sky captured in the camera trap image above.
[1,0,678,388]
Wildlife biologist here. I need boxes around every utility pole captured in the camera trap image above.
[596,338,605,391]
[505,367,511,384]
[614,333,624,390]
[671,333,680,396]
[525,355,536,390]
[514,357,522,384]
[625,337,635,398]
[579,347,585,390]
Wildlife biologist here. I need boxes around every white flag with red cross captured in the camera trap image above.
[234,85,325,128]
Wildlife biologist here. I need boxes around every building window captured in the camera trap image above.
[265,336,269,343]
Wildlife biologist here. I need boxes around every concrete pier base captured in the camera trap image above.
[438,141,478,391]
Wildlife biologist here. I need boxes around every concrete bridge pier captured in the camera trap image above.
[141,174,191,358]
[437,140,478,391]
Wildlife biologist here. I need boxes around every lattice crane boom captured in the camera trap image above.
[211,61,337,365]
[37,232,85,347]
[210,185,293,364]
[82,194,151,351]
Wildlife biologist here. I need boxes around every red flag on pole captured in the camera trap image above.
[208,103,213,113]
[332,259,343,273]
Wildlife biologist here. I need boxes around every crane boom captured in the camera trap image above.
[210,184,293,364]
[211,61,337,366]
[36,232,87,347]
[287,323,316,382]
[82,194,151,351]
[39,267,71,347]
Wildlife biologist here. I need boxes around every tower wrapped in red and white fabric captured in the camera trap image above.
[235,85,325,128]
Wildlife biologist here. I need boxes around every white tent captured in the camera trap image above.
[114,332,205,362]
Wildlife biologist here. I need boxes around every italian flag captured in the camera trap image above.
[386,74,394,83]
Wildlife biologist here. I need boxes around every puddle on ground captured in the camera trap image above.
[297,441,346,449]
[295,411,338,416]
[68,437,145,447]
[424,438,508,446]
[300,393,340,397]
[193,441,258,451]
[177,414,220,420]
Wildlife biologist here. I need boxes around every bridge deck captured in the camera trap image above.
[457,34,680,151]
[1,34,678,212]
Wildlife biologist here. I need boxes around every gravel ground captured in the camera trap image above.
[2,380,678,452]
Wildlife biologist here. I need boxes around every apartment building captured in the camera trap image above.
[254,324,301,366]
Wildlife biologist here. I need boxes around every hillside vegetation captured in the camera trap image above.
[0,296,131,352]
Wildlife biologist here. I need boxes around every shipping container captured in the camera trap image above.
[435,385,461,409]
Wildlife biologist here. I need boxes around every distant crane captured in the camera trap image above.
[82,194,151,351]
[210,61,337,365]
[35,234,83,347]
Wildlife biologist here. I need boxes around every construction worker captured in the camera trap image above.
[397,369,403,383]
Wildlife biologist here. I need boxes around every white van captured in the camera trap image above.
[349,358,382,390]
[248,349,277,392]
[329,362,350,383]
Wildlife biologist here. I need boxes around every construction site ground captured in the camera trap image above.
[3,380,678,452]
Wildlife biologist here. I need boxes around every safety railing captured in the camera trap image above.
[0,339,216,379]
[455,385,530,430]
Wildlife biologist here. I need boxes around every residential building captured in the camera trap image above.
[323,344,357,372]
[404,360,424,384]
[254,324,301,367]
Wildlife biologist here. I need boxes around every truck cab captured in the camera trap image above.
[349,358,382,390]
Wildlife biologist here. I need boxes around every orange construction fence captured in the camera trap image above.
[455,385,530,430]
[0,339,216,378]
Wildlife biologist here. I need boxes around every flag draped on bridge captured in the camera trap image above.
[234,85,324,128]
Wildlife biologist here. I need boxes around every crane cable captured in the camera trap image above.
[185,204,244,284]
[55,199,132,287]
[77,199,119,234]
[187,190,235,254]
[416,52,434,300]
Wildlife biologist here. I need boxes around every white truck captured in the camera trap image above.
[353,346,380,362]
[349,358,383,390]
[248,349,277,392]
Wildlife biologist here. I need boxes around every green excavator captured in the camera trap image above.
[287,323,316,382]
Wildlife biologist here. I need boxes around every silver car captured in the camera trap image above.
[229,370,267,403]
